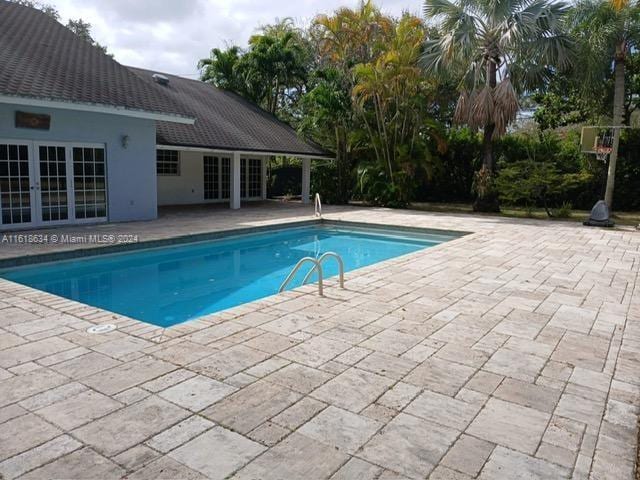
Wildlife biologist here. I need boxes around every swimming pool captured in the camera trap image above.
[0,223,459,327]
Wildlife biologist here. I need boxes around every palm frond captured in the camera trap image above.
[493,78,519,134]
[453,90,471,123]
[470,85,494,128]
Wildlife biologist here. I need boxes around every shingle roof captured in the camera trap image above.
[128,67,330,157]
[0,1,330,157]
[0,1,193,121]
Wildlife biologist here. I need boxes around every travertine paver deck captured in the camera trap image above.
[0,203,639,479]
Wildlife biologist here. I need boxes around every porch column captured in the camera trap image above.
[301,157,311,204]
[261,157,268,200]
[230,151,241,209]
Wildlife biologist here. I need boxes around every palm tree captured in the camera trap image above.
[313,0,393,71]
[422,0,572,211]
[571,0,639,208]
[199,46,243,92]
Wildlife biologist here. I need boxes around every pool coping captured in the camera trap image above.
[0,219,470,269]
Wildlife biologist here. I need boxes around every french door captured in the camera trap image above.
[203,155,230,201]
[241,158,262,199]
[0,141,36,228]
[35,143,72,225]
[203,156,263,202]
[0,140,107,230]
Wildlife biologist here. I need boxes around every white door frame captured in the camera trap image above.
[0,139,37,230]
[63,142,109,226]
[32,141,75,227]
[240,157,263,201]
[0,139,108,230]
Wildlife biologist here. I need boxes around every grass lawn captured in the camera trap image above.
[410,202,640,227]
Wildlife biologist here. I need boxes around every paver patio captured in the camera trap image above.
[0,202,639,479]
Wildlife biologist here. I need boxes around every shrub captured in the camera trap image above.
[268,165,301,197]
[356,166,411,208]
[553,201,573,218]
[420,128,481,202]
[310,161,354,204]
[495,159,591,216]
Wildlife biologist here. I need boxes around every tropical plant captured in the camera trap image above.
[312,1,393,71]
[199,18,309,119]
[199,46,244,93]
[421,0,573,211]
[352,14,446,204]
[570,0,640,208]
[303,1,398,204]
[532,76,602,130]
[298,68,354,203]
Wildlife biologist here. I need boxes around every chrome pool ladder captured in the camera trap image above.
[279,257,324,296]
[314,193,322,218]
[302,252,344,289]
[279,251,345,296]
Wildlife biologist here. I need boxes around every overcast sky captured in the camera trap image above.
[49,0,420,78]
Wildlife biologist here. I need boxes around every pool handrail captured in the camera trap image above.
[302,252,344,289]
[314,193,322,218]
[279,257,324,296]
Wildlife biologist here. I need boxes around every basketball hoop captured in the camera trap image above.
[595,145,612,162]
[580,125,632,161]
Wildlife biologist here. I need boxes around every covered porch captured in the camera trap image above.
[156,146,322,210]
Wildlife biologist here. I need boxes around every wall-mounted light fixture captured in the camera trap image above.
[121,134,130,149]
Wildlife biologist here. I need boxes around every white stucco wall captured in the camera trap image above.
[157,150,207,206]
[0,103,158,222]
[157,150,267,206]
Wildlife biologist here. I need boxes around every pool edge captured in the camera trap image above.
[0,218,469,269]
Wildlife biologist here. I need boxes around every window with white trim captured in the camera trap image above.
[157,150,179,176]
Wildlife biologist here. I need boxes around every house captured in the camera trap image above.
[0,1,329,230]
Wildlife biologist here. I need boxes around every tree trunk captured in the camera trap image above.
[483,59,497,172]
[604,43,626,210]
[474,58,500,212]
[482,124,495,171]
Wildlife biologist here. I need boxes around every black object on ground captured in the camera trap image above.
[584,200,615,227]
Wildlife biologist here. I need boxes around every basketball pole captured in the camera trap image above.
[605,63,626,210]
[604,129,620,209]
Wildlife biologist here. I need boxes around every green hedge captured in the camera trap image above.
[268,166,301,197]
[301,128,640,211]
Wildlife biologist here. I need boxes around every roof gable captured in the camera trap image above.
[0,1,193,121]
[0,1,329,157]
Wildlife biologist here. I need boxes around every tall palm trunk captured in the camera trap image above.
[482,125,495,171]
[474,57,500,212]
[604,42,626,209]
[482,58,497,172]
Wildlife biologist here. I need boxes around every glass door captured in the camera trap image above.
[0,141,107,230]
[240,158,262,199]
[203,155,231,201]
[34,144,72,225]
[0,141,36,228]
[72,146,107,221]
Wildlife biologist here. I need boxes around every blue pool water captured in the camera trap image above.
[0,224,458,327]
